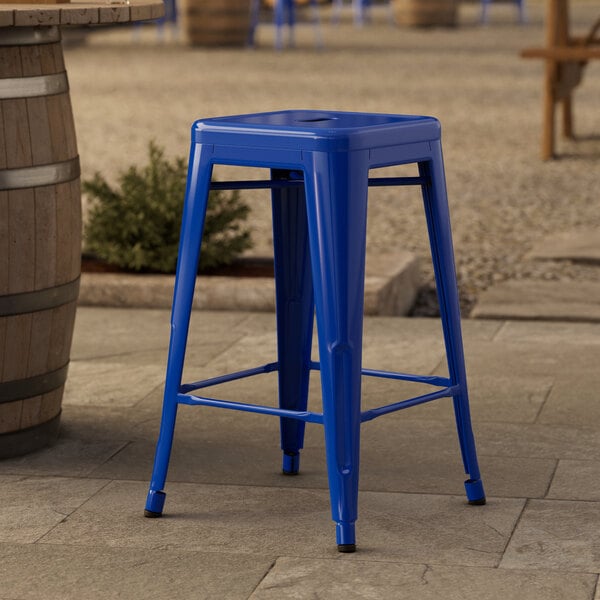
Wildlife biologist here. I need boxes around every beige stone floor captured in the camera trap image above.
[1,307,600,598]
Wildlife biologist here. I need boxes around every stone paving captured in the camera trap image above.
[1,307,600,598]
[2,3,599,598]
[473,228,600,321]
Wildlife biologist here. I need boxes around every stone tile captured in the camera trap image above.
[363,316,502,343]
[502,499,600,573]
[89,439,299,486]
[475,421,600,461]
[60,405,161,443]
[385,373,553,424]
[355,493,523,566]
[42,480,524,566]
[91,413,554,499]
[526,228,600,264]
[0,542,273,600]
[471,280,600,322]
[250,558,425,599]
[71,307,251,361]
[63,360,165,408]
[495,320,600,346]
[250,558,597,600]
[186,332,281,382]
[360,451,555,499]
[95,395,551,498]
[537,375,600,429]
[67,339,239,409]
[70,307,171,360]
[547,460,600,502]
[0,437,127,478]
[462,340,599,380]
[0,477,108,543]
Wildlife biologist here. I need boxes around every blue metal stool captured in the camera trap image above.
[144,110,486,553]
[480,0,526,24]
[249,0,322,49]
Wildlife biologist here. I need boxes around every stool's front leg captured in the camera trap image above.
[304,151,370,552]
[145,142,214,518]
[271,169,314,475]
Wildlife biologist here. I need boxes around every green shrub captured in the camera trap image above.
[83,142,252,273]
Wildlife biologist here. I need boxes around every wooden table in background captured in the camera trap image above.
[521,0,600,160]
[0,0,164,457]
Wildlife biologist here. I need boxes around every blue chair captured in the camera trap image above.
[144,110,486,552]
[331,0,370,26]
[249,0,322,49]
[481,0,526,24]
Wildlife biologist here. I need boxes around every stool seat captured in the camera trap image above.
[194,110,439,151]
[145,109,486,553]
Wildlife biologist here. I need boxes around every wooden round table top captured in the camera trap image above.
[0,0,164,27]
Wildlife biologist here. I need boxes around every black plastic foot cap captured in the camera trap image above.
[282,469,299,476]
[337,543,356,553]
[469,497,487,506]
[144,509,163,518]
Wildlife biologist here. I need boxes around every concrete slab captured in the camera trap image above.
[538,374,600,429]
[396,373,554,424]
[0,438,128,478]
[526,229,600,264]
[78,251,421,316]
[250,558,597,600]
[547,460,600,502]
[59,405,162,443]
[71,307,250,361]
[474,421,600,461]
[63,360,165,408]
[0,477,108,543]
[0,542,274,600]
[70,307,171,360]
[501,499,600,573]
[494,320,600,345]
[87,429,555,499]
[471,281,600,322]
[463,339,598,379]
[41,480,524,566]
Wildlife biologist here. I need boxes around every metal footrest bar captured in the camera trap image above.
[310,361,451,388]
[361,368,451,387]
[177,362,456,425]
[177,393,324,423]
[179,362,279,394]
[209,176,426,192]
[361,385,459,422]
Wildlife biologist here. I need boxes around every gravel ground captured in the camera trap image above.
[63,1,600,314]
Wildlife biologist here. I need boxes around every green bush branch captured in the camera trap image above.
[83,142,252,273]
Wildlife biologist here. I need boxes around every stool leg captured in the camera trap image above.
[304,151,370,552]
[271,169,314,475]
[145,143,214,517]
[419,146,486,506]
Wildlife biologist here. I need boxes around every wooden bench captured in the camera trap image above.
[521,0,600,159]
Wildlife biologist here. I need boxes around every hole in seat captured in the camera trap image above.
[296,117,336,123]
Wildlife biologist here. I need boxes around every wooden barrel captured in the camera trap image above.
[0,26,81,458]
[392,0,458,27]
[180,0,252,46]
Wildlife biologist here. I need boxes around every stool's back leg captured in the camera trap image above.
[271,169,315,475]
[418,146,486,505]
[145,142,214,517]
[304,150,370,552]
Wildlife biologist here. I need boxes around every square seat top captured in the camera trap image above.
[193,110,441,152]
